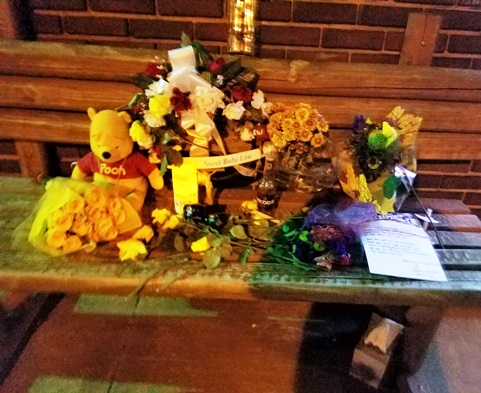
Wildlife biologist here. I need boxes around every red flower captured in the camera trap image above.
[208,57,226,73]
[254,125,270,143]
[170,88,192,113]
[144,62,166,79]
[231,85,253,102]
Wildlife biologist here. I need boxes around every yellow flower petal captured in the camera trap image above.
[162,215,180,231]
[151,208,171,225]
[149,95,171,118]
[133,225,155,243]
[191,236,212,253]
[117,239,148,262]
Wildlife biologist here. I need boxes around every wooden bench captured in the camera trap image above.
[2,39,481,390]
[1,39,481,215]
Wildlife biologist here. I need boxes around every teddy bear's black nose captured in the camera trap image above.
[102,152,111,159]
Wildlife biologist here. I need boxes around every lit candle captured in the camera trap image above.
[171,164,199,214]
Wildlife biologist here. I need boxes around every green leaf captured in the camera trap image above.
[133,73,155,90]
[230,225,248,240]
[221,59,242,82]
[180,32,192,47]
[174,235,186,252]
[299,230,310,243]
[238,248,253,264]
[164,147,183,166]
[383,174,402,199]
[203,249,222,269]
[128,93,142,108]
[313,242,326,252]
[159,156,168,176]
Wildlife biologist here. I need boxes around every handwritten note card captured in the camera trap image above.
[359,215,447,281]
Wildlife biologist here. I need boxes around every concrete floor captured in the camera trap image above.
[2,295,480,393]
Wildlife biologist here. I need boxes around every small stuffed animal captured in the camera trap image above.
[72,107,164,212]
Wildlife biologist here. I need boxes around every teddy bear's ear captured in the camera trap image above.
[118,111,132,124]
[87,107,97,121]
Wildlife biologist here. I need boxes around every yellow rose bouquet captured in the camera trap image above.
[330,106,422,213]
[21,177,142,256]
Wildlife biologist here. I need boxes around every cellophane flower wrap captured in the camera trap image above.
[264,102,336,192]
[330,106,422,213]
[16,178,142,256]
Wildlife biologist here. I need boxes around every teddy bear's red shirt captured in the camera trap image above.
[77,151,157,180]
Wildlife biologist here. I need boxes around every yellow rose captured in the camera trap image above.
[112,209,126,227]
[107,196,123,215]
[117,239,148,262]
[86,206,108,221]
[45,229,67,249]
[72,215,93,237]
[149,95,171,118]
[129,120,153,148]
[64,195,85,214]
[48,209,74,232]
[84,186,109,207]
[191,236,211,253]
[63,235,83,253]
[95,217,118,242]
[133,225,155,243]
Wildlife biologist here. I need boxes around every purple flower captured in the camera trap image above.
[353,115,366,134]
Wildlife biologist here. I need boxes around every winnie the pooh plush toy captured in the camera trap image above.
[72,107,164,212]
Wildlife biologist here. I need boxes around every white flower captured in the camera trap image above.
[216,75,225,86]
[223,101,246,120]
[145,79,172,98]
[143,110,166,128]
[251,90,265,109]
[240,126,255,142]
[190,85,225,114]
[261,102,274,117]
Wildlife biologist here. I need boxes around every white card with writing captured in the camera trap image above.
[359,214,447,281]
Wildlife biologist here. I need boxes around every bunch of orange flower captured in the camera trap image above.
[44,185,126,254]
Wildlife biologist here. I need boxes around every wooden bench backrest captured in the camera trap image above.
[1,39,481,213]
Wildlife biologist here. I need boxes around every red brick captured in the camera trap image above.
[385,31,404,51]
[472,59,481,69]
[431,56,472,69]
[293,2,357,24]
[464,192,481,205]
[260,0,292,22]
[359,5,421,28]
[286,50,349,62]
[448,35,481,54]
[351,53,400,64]
[414,174,443,188]
[130,19,193,39]
[430,10,481,31]
[0,140,16,155]
[417,160,471,173]
[86,39,156,49]
[30,0,86,11]
[158,0,223,18]
[459,0,481,5]
[260,25,320,46]
[259,47,286,59]
[33,13,62,34]
[64,16,128,36]
[0,159,21,174]
[395,0,456,4]
[195,23,228,42]
[322,29,385,50]
[90,0,155,14]
[441,175,481,189]
[471,160,481,172]
[415,190,464,200]
[435,34,448,53]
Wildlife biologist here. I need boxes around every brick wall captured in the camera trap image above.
[27,0,481,69]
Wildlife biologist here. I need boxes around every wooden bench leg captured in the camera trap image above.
[402,306,444,374]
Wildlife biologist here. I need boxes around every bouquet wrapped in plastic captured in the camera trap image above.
[17,178,142,256]
[330,106,422,213]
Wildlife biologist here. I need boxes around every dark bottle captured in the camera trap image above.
[256,155,277,212]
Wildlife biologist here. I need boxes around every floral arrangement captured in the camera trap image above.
[126,34,270,171]
[262,102,335,191]
[331,106,422,213]
[25,178,141,256]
